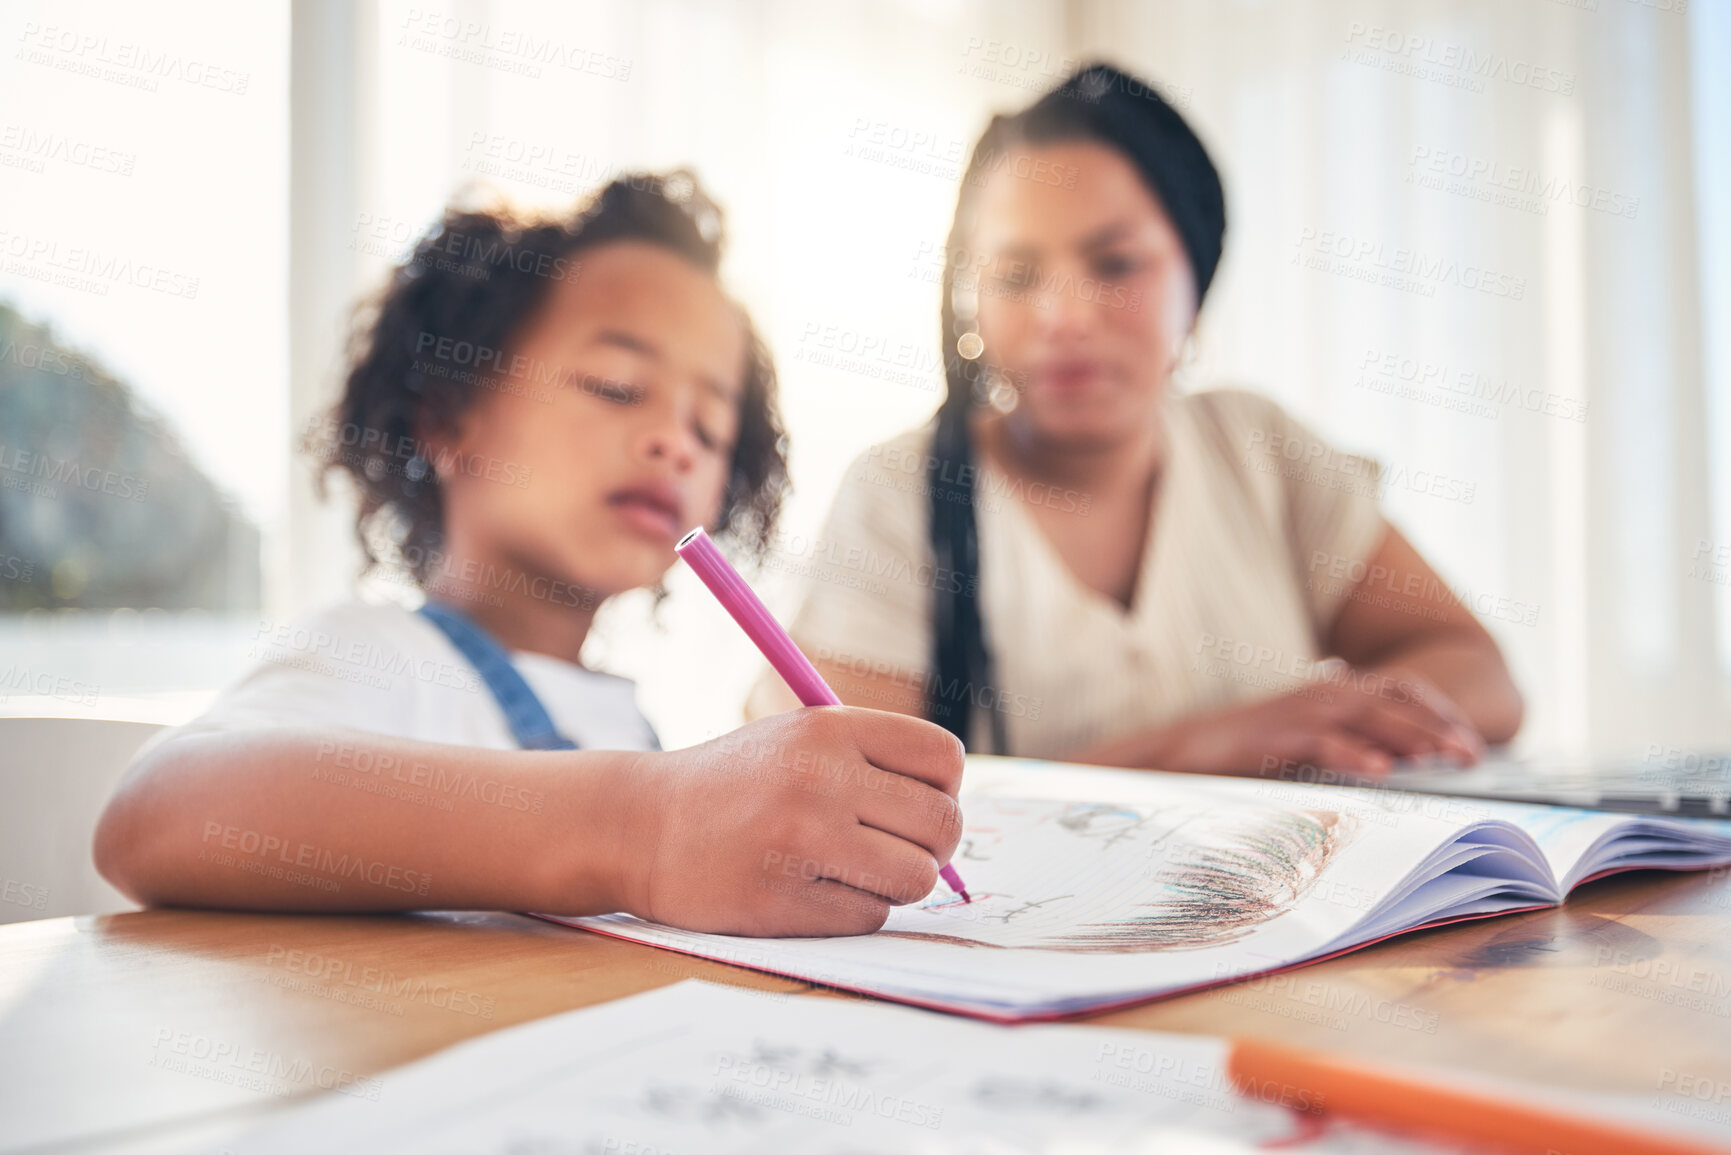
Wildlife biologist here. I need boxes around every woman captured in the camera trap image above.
[749,63,1522,777]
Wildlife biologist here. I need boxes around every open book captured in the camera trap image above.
[543,756,1731,1022]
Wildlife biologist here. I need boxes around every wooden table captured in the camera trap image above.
[4,868,1731,1154]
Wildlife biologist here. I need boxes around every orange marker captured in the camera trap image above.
[1227,1037,1726,1155]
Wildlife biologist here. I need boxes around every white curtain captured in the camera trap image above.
[289,0,1730,755]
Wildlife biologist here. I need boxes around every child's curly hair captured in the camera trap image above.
[311,170,788,585]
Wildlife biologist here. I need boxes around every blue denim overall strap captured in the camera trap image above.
[416,601,578,751]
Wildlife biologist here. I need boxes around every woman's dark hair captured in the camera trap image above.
[927,62,1227,751]
[312,170,788,584]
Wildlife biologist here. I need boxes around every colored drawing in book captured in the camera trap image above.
[881,798,1357,953]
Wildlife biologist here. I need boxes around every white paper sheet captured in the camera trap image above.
[201,980,1465,1154]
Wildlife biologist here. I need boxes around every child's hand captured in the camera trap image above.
[616,707,965,936]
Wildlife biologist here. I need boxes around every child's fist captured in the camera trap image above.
[618,707,965,936]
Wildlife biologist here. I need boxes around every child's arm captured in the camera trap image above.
[94,707,965,937]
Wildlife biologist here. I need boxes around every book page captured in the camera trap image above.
[1456,801,1731,891]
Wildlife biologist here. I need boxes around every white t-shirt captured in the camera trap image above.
[746,388,1389,758]
[164,601,660,752]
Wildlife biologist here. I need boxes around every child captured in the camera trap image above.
[93,172,964,938]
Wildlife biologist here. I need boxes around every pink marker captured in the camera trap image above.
[676,527,971,903]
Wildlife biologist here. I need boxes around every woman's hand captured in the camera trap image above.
[1134,666,1485,778]
[608,707,966,937]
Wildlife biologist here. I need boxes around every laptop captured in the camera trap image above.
[1368,746,1731,817]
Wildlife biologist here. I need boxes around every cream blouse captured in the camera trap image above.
[746,388,1389,758]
